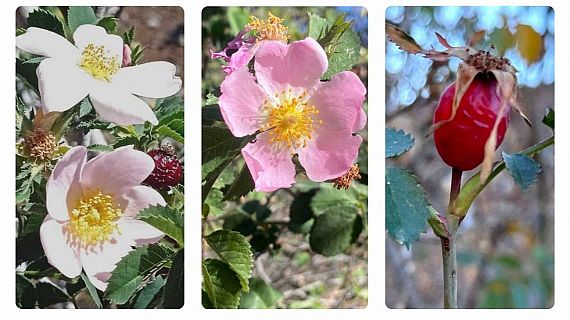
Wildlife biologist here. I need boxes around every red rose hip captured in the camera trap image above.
[433,73,510,171]
[144,144,183,189]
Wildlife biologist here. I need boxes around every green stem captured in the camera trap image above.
[441,168,462,309]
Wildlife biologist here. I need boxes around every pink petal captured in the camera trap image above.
[222,42,259,75]
[46,146,87,221]
[309,71,367,132]
[81,146,155,197]
[298,129,363,182]
[242,134,296,192]
[219,67,267,137]
[254,38,328,94]
[121,186,167,217]
[40,217,82,278]
[118,219,164,246]
[79,234,135,291]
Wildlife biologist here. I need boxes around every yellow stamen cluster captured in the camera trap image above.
[79,43,120,81]
[333,164,361,190]
[261,89,321,152]
[23,128,57,161]
[247,12,290,42]
[67,190,122,247]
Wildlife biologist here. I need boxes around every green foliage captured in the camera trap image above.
[138,205,184,246]
[310,204,363,256]
[385,127,415,158]
[289,189,317,233]
[222,164,255,201]
[239,278,283,308]
[385,167,430,248]
[308,12,361,80]
[227,7,250,35]
[104,244,175,304]
[80,272,103,308]
[67,6,98,33]
[502,152,542,191]
[27,8,65,37]
[543,108,554,130]
[132,275,166,309]
[202,259,243,308]
[163,249,184,308]
[205,230,253,291]
[16,58,39,93]
[97,16,118,33]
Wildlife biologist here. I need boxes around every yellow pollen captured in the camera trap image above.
[260,90,321,151]
[247,12,290,42]
[79,43,120,81]
[67,190,122,247]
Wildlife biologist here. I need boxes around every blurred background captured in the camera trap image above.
[203,7,368,308]
[385,7,554,308]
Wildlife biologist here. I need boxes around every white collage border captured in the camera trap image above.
[1,0,569,319]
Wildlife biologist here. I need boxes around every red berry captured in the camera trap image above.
[143,146,183,189]
[433,73,510,171]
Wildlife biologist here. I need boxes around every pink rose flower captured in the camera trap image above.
[211,12,290,75]
[40,145,166,291]
[218,37,367,192]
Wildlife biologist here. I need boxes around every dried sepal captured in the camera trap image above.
[32,108,60,131]
[385,23,423,54]
[480,70,518,181]
[430,63,479,134]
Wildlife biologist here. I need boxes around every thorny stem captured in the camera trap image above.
[442,168,462,309]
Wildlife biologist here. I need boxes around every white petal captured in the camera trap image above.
[118,219,164,246]
[37,58,92,113]
[79,234,135,291]
[73,24,123,62]
[16,27,79,60]
[46,146,87,221]
[89,86,158,125]
[114,62,182,98]
[122,186,167,217]
[40,218,82,278]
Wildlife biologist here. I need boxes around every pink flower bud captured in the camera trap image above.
[122,44,132,67]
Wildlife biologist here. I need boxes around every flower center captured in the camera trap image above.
[23,128,57,161]
[247,12,290,42]
[79,43,120,81]
[67,190,122,247]
[261,90,320,151]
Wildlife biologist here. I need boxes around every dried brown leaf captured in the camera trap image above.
[385,23,424,54]
[435,32,452,48]
[468,30,486,47]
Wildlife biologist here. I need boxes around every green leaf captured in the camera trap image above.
[97,16,118,33]
[310,186,361,215]
[202,105,224,125]
[138,205,184,246]
[204,92,219,106]
[222,164,255,201]
[86,144,114,152]
[227,7,250,35]
[123,26,135,46]
[21,204,47,236]
[205,230,253,291]
[386,127,415,158]
[132,275,166,309]
[543,108,554,130]
[204,188,225,216]
[202,259,243,309]
[385,167,430,248]
[16,274,36,308]
[308,13,361,79]
[223,209,257,236]
[158,110,184,128]
[79,98,93,118]
[239,277,283,308]
[309,205,362,256]
[67,6,98,33]
[27,9,65,37]
[16,58,39,92]
[289,189,317,233]
[23,57,45,64]
[80,272,103,308]
[104,244,175,304]
[502,152,542,191]
[157,126,184,143]
[163,249,184,308]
